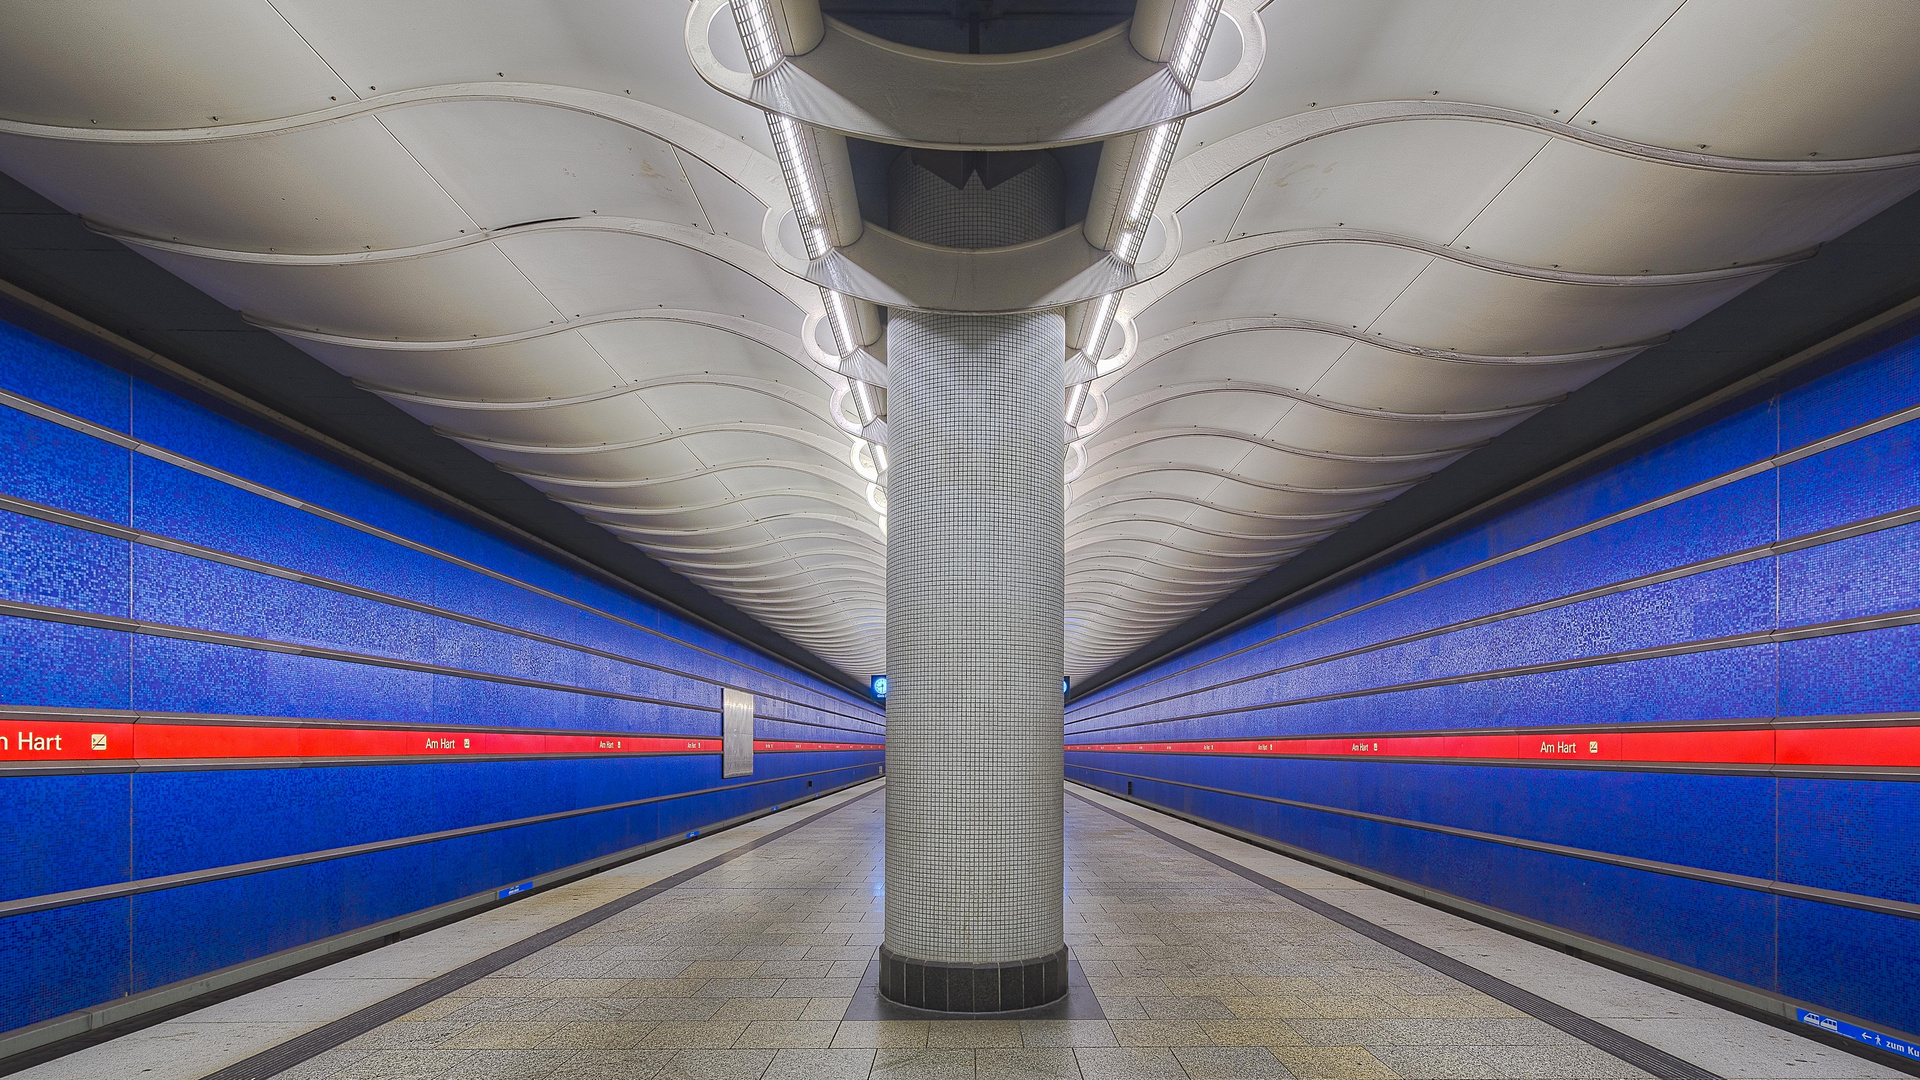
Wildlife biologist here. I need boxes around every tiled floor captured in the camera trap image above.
[259,793,1656,1080]
[24,783,1900,1080]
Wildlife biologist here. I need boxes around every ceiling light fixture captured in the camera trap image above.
[1064,0,1219,435]
[1169,0,1219,85]
[729,0,783,77]
[731,0,887,515]
[851,377,877,424]
[1065,382,1091,427]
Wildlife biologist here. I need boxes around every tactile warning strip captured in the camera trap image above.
[1068,789,1724,1080]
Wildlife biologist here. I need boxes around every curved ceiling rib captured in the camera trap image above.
[1132,318,1665,368]
[1157,98,1920,216]
[92,217,819,308]
[1059,27,1920,674]
[1082,425,1484,466]
[1123,227,1814,313]
[0,81,789,198]
[3,5,1917,679]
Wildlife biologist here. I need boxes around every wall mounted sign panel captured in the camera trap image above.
[722,688,756,777]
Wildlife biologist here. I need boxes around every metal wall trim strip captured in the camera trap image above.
[0,761,881,919]
[0,491,881,731]
[0,386,881,715]
[1066,764,1920,922]
[1066,605,1920,735]
[1074,401,1920,716]
[0,598,713,708]
[1070,502,1920,730]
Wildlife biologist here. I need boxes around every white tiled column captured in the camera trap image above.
[880,153,1068,1011]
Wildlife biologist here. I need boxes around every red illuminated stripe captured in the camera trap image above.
[0,719,879,763]
[1071,725,1917,770]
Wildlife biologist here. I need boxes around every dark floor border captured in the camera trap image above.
[1068,782,1920,1079]
[1066,787,1722,1080]
[0,778,883,1078]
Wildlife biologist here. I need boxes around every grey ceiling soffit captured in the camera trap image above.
[1072,185,1920,700]
[0,170,868,697]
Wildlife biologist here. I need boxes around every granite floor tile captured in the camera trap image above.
[1072,1046,1189,1080]
[1020,1020,1119,1047]
[976,1048,1083,1080]
[927,1021,1025,1048]
[436,1048,579,1079]
[733,1020,842,1048]
[1267,1045,1398,1080]
[437,1022,567,1050]
[1195,1020,1304,1047]
[712,997,812,1021]
[1173,1046,1290,1079]
[625,998,729,1022]
[834,1020,933,1048]
[536,1021,658,1049]
[1111,1019,1216,1047]
[801,997,855,1020]
[654,1048,778,1080]
[546,1048,676,1080]
[763,1048,879,1080]
[872,1048,980,1080]
[640,1021,754,1049]
[1140,997,1236,1020]
[327,1048,480,1080]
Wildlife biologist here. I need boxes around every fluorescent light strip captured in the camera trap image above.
[1084,292,1117,359]
[732,0,782,76]
[826,289,857,354]
[1124,123,1173,226]
[772,115,822,223]
[1066,382,1091,427]
[851,378,877,424]
[1170,0,1218,84]
[730,2,887,522]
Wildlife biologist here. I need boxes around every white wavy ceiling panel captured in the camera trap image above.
[1,1,1918,677]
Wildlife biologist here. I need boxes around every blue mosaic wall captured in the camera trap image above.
[0,316,885,1038]
[1067,324,1920,1042]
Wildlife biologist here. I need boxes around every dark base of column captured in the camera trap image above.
[878,945,1069,1013]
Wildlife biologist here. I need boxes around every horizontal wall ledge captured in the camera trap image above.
[0,762,882,919]
[1066,764,1920,922]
